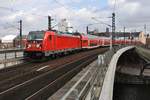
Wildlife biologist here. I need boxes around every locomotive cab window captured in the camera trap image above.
[27,31,44,40]
[83,40,87,43]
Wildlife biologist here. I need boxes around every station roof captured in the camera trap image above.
[1,35,17,43]
[14,35,27,40]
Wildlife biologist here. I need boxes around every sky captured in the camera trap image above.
[0,0,150,37]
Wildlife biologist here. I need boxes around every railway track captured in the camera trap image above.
[0,51,81,82]
[0,48,107,100]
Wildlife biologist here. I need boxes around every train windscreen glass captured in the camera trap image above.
[28,31,44,40]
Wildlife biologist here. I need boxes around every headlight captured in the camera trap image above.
[36,44,40,48]
[27,44,31,48]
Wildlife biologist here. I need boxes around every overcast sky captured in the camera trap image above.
[0,0,150,37]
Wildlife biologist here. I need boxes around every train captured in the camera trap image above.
[24,30,141,58]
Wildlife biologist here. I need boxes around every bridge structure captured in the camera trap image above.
[0,46,149,100]
[48,46,140,100]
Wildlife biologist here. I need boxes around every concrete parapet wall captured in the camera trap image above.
[99,46,135,100]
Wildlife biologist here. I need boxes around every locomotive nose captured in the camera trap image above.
[26,40,43,49]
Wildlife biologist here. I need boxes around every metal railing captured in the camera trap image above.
[89,50,115,100]
[0,49,24,68]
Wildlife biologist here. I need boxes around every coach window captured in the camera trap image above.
[83,40,87,43]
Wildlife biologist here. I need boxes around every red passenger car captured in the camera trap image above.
[83,34,101,49]
[80,35,89,48]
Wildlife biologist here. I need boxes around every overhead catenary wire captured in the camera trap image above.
[53,0,69,10]
[112,0,126,33]
[0,6,23,13]
[0,21,20,29]
[0,6,50,18]
[52,0,77,19]
[53,0,86,31]
[1,0,134,33]
[113,0,117,13]
[0,7,49,30]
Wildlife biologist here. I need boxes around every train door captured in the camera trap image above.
[102,39,105,46]
[48,34,55,51]
[48,35,52,50]
[79,35,82,49]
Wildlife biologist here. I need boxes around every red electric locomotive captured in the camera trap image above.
[24,30,83,58]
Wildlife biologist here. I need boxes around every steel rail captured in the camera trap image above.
[0,51,102,100]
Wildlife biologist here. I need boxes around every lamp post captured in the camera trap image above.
[124,26,126,45]
[48,16,54,31]
[112,13,115,42]
[86,24,93,34]
[19,20,22,48]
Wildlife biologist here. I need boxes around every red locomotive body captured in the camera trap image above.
[24,31,81,58]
